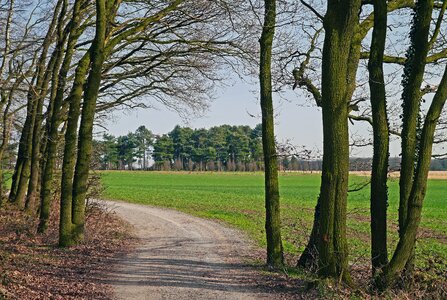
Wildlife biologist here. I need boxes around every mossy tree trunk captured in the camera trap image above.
[368,0,389,273]
[377,0,447,290]
[70,0,108,245]
[397,0,433,284]
[317,0,361,284]
[38,0,84,233]
[298,3,366,272]
[259,0,284,268]
[8,0,63,208]
[25,43,60,213]
[59,52,90,246]
[379,64,447,290]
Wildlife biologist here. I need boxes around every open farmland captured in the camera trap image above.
[100,171,447,275]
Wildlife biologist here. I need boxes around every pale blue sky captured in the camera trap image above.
[104,81,324,151]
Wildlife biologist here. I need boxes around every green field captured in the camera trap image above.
[100,171,447,271]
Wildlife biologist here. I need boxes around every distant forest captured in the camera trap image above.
[93,125,447,172]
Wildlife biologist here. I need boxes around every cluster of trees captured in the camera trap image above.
[278,157,447,172]
[261,0,447,291]
[430,158,447,170]
[94,126,153,170]
[1,0,257,247]
[95,124,263,171]
[153,124,263,171]
[2,0,447,295]
[95,127,447,172]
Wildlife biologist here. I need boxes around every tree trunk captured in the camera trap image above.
[9,0,63,207]
[397,0,433,283]
[70,0,107,244]
[25,45,60,213]
[375,1,447,290]
[316,0,361,284]
[39,0,83,233]
[368,0,389,273]
[378,63,447,290]
[0,90,16,201]
[0,0,15,203]
[59,53,90,247]
[259,0,283,268]
[8,111,29,203]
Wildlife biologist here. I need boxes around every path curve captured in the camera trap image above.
[101,200,275,300]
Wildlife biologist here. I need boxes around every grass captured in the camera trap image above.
[99,171,447,272]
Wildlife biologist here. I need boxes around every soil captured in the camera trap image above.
[0,202,135,300]
[350,170,447,179]
[100,200,306,300]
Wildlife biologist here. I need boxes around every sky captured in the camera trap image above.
[103,80,324,153]
[102,79,403,158]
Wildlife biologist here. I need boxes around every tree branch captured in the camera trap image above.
[300,0,323,21]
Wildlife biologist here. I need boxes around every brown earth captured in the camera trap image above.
[0,201,136,299]
[350,170,447,179]
[101,200,307,300]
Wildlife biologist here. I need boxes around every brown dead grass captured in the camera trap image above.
[350,170,447,179]
[0,200,136,300]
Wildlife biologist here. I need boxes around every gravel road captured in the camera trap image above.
[101,201,277,300]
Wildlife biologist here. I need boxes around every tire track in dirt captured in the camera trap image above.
[101,200,280,300]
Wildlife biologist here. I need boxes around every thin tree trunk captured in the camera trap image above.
[368,0,389,273]
[39,0,83,233]
[25,47,59,213]
[0,91,16,200]
[9,0,63,207]
[0,0,14,79]
[8,108,29,202]
[0,0,15,203]
[378,63,447,290]
[259,0,283,268]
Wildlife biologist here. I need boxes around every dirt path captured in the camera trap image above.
[101,201,285,300]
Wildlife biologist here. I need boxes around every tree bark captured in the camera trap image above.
[259,0,283,268]
[39,0,83,233]
[70,0,108,244]
[378,63,447,290]
[317,0,361,284]
[368,0,389,273]
[59,53,90,247]
[398,0,433,282]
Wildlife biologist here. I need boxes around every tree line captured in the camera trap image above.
[96,126,447,172]
[95,124,264,171]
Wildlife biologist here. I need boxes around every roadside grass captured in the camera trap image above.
[100,171,447,278]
